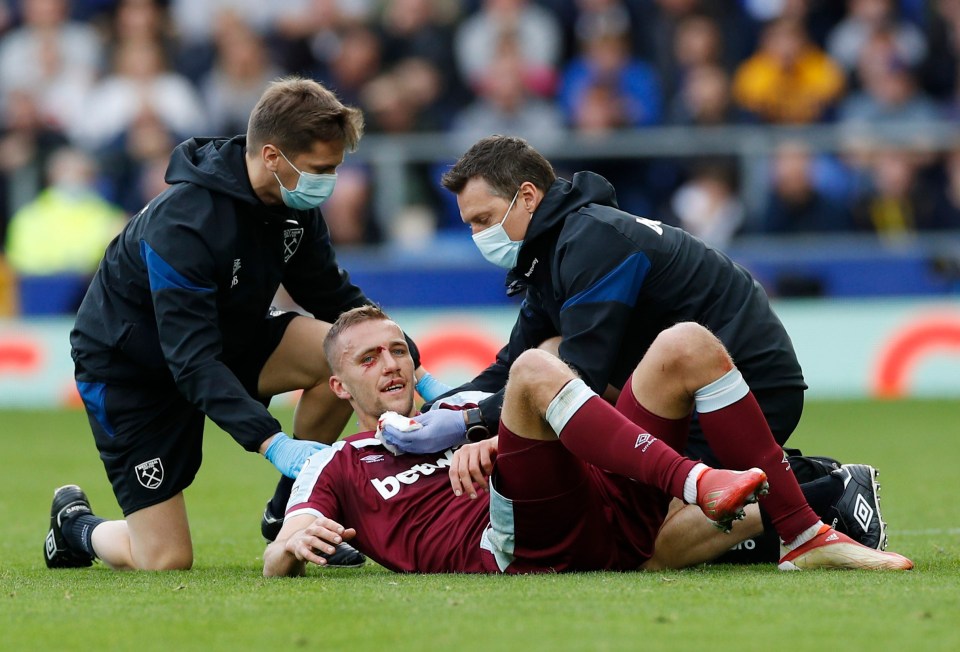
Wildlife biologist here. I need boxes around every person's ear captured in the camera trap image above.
[261,144,280,173]
[520,181,540,214]
[329,376,352,400]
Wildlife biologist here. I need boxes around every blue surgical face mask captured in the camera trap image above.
[274,149,337,210]
[472,189,523,269]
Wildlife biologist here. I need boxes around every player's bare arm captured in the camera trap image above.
[449,437,498,499]
[263,514,356,577]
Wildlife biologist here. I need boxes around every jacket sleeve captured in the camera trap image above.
[554,220,653,394]
[280,214,370,322]
[141,199,282,451]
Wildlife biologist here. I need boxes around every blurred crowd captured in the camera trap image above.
[2,0,960,314]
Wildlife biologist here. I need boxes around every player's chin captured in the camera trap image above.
[378,392,415,417]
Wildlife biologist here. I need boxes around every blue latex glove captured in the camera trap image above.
[380,409,467,454]
[415,371,453,402]
[264,433,328,479]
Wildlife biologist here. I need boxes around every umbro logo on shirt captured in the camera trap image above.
[360,454,384,464]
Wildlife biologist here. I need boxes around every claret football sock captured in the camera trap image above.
[694,369,820,543]
[550,379,697,498]
[549,379,769,530]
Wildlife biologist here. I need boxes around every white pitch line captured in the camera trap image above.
[895,528,960,536]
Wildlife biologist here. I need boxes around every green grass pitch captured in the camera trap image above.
[2,400,958,651]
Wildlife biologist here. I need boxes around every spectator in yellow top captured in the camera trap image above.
[732,17,845,124]
[6,147,125,277]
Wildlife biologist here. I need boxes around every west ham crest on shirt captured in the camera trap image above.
[283,228,304,262]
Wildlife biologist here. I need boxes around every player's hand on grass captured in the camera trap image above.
[380,409,468,454]
[449,437,499,499]
[286,516,356,567]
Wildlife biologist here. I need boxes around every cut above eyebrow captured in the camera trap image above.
[354,346,380,361]
[353,340,408,360]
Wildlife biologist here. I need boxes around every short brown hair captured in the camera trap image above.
[323,305,391,374]
[441,135,557,199]
[247,76,365,154]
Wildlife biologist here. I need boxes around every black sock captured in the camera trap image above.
[268,475,295,517]
[799,475,844,518]
[63,513,106,558]
[759,503,776,537]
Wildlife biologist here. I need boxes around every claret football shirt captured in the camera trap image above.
[286,433,498,573]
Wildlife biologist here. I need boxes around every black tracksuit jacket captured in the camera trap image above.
[71,136,370,451]
[454,172,806,430]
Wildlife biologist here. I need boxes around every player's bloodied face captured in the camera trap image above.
[334,319,416,425]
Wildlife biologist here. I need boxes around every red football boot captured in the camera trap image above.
[696,467,769,532]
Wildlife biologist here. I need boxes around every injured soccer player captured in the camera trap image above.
[263,306,913,577]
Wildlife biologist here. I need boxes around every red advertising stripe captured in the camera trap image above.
[873,316,960,398]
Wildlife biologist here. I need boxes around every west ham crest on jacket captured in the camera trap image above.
[283,228,304,262]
